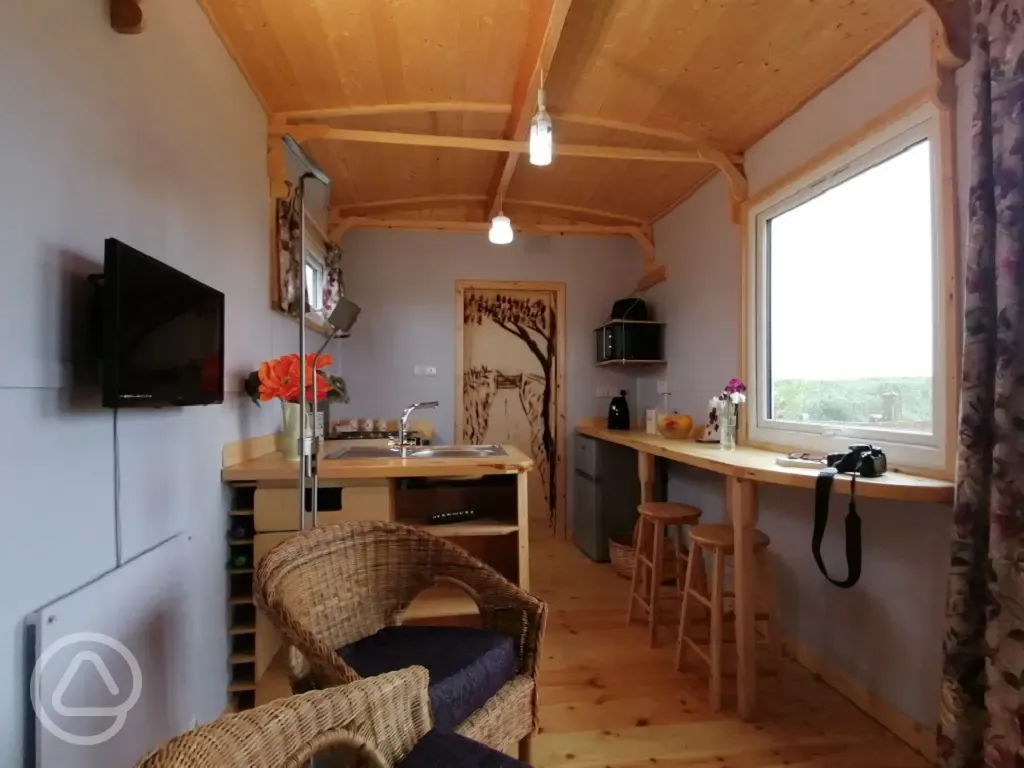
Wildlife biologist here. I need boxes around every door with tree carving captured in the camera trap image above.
[456,281,565,535]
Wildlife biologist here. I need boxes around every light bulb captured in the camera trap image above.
[488,213,514,245]
[529,106,553,166]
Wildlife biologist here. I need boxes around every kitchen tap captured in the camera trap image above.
[397,401,439,449]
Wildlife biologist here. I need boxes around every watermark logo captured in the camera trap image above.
[31,632,143,746]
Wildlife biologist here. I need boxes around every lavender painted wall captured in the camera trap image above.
[334,229,641,526]
[635,17,966,728]
[0,2,332,763]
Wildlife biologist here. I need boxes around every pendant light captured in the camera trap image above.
[529,72,553,166]
[488,211,514,245]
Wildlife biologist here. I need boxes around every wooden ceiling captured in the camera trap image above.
[200,0,935,232]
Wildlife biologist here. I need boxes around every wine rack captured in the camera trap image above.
[226,485,256,712]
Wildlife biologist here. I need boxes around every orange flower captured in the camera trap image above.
[256,353,333,403]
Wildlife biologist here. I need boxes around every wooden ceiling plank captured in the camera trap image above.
[485,0,575,219]
[277,102,512,123]
[196,0,270,113]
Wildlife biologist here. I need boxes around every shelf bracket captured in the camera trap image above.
[110,0,144,34]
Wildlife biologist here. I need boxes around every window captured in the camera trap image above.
[304,254,324,311]
[746,104,950,470]
[304,222,327,312]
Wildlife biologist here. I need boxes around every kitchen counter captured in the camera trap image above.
[220,435,534,710]
[222,443,534,482]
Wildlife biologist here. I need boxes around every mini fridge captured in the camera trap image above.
[572,433,664,561]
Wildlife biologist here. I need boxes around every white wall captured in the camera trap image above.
[636,17,966,728]
[0,2,320,763]
[335,229,641,522]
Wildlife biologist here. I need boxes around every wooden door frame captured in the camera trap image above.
[454,279,567,539]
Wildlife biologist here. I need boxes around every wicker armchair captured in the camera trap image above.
[254,522,547,759]
[136,667,431,767]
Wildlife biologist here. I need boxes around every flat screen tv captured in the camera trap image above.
[101,238,224,408]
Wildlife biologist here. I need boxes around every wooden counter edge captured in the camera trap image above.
[223,444,534,482]
[576,423,953,504]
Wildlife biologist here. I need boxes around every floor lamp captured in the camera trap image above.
[280,135,360,531]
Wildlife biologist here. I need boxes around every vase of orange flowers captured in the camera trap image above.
[245,353,349,461]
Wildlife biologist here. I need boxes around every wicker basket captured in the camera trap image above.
[609,521,678,580]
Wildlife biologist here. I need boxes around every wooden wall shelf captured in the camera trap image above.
[412,519,519,537]
[596,359,666,367]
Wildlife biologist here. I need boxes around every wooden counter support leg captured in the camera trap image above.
[727,476,758,720]
[638,451,656,505]
[517,470,531,592]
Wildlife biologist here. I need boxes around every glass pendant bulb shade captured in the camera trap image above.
[529,89,553,166]
[488,213,514,245]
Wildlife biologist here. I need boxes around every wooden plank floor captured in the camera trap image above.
[530,534,928,768]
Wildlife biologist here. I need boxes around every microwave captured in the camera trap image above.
[595,320,665,364]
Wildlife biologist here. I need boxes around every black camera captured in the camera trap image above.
[826,444,888,478]
[813,444,888,589]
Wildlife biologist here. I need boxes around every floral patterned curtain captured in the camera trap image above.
[276,185,345,319]
[938,3,1024,766]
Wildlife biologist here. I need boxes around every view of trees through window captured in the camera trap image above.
[771,376,932,432]
[765,138,934,436]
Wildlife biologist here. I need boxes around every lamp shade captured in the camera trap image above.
[529,107,553,166]
[488,214,514,245]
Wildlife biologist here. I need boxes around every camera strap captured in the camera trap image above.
[812,469,862,588]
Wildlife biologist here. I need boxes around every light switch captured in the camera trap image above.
[656,379,670,395]
[413,365,437,377]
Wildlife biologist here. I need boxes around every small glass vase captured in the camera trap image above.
[280,400,304,461]
[719,404,738,451]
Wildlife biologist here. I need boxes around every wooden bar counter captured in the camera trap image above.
[577,419,953,720]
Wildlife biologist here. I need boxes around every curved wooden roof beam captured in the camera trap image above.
[486,0,575,219]
[331,196,645,226]
[553,113,742,162]
[551,113,747,218]
[914,0,969,69]
[504,199,646,225]
[331,195,486,217]
[275,102,512,123]
[273,124,734,164]
[334,217,637,239]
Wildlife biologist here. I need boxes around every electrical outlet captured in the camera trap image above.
[656,379,670,395]
[189,717,199,730]
[413,365,437,377]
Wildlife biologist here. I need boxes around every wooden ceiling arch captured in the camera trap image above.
[201,0,968,287]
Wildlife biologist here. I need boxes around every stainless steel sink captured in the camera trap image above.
[407,445,507,459]
[326,444,507,460]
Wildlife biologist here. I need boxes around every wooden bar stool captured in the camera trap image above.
[675,523,780,711]
[627,501,702,647]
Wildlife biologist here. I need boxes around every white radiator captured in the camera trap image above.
[30,533,195,768]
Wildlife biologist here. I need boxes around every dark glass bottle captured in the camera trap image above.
[608,390,631,430]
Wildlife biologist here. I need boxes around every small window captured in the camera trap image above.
[747,105,949,470]
[304,249,325,311]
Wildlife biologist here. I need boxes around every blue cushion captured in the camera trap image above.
[339,626,518,732]
[398,730,528,767]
